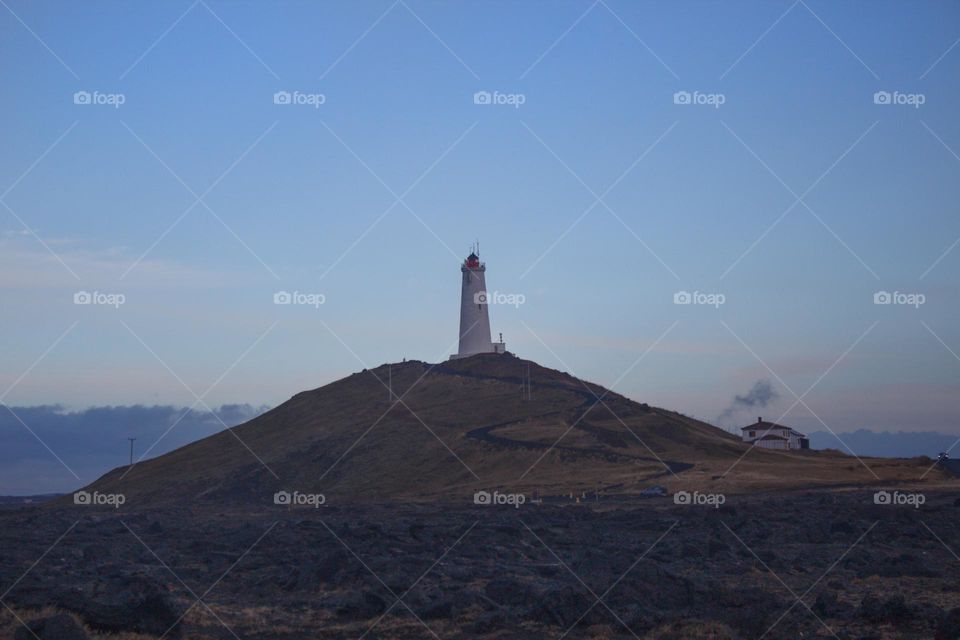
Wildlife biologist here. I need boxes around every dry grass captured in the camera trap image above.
[0,605,156,640]
[643,620,739,639]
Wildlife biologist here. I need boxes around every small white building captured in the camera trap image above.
[741,417,809,450]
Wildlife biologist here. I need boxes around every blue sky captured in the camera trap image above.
[2,0,959,468]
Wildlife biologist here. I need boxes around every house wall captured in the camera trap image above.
[755,438,790,450]
[743,427,791,441]
[743,426,806,450]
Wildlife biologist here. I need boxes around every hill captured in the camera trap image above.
[76,354,948,505]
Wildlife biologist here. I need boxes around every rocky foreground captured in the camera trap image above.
[1,490,959,639]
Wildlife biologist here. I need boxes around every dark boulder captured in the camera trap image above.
[409,585,461,619]
[710,586,780,639]
[80,544,108,563]
[335,592,388,620]
[707,537,729,557]
[829,520,856,536]
[936,607,960,640]
[483,578,538,608]
[469,611,509,634]
[858,594,914,624]
[813,590,853,619]
[57,573,181,638]
[532,585,593,628]
[610,560,694,610]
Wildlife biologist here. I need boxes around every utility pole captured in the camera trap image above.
[388,364,392,403]
[127,437,136,466]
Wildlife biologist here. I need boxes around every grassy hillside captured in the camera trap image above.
[75,354,950,505]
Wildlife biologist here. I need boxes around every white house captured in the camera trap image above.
[741,417,809,450]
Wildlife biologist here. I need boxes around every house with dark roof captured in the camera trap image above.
[741,417,810,450]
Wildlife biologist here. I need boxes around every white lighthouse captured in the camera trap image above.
[451,247,506,359]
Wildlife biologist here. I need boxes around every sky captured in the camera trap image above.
[1,1,959,492]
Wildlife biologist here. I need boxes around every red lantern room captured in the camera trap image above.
[465,252,480,269]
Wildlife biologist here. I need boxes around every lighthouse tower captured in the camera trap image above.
[451,247,506,359]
